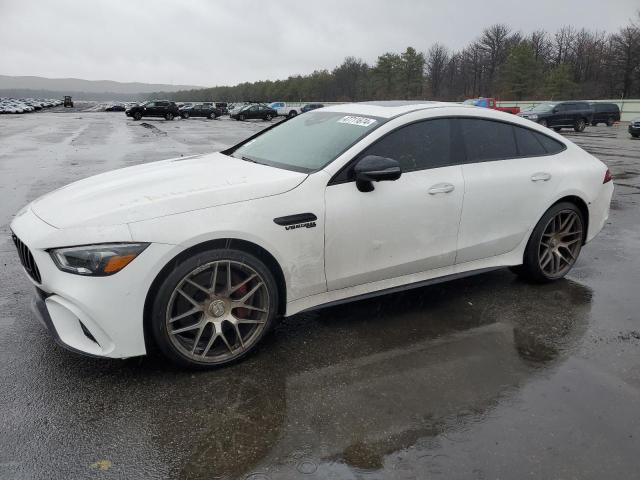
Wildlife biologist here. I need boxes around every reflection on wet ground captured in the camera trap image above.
[0,115,639,479]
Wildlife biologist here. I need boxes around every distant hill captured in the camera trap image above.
[0,75,203,95]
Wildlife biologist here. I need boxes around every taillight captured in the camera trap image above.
[603,169,613,184]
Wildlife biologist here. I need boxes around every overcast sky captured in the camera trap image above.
[1,0,638,87]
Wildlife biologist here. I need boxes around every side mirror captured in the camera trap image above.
[353,155,401,192]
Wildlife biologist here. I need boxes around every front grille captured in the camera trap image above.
[11,232,42,284]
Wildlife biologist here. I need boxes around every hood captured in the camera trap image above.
[31,152,307,228]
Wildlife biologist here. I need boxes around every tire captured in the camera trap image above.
[606,117,614,127]
[632,133,639,138]
[553,127,562,132]
[181,112,189,119]
[265,113,273,121]
[208,112,215,119]
[133,112,142,121]
[150,248,279,369]
[288,110,297,118]
[538,119,548,128]
[574,118,586,132]
[238,114,245,121]
[591,122,598,127]
[165,112,174,121]
[512,201,585,283]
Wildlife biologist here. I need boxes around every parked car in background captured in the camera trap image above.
[0,97,60,114]
[63,96,73,108]
[301,103,324,113]
[215,102,229,114]
[105,103,126,112]
[231,103,277,121]
[518,101,593,132]
[463,97,520,114]
[180,103,222,119]
[589,102,620,126]
[269,102,301,117]
[228,103,248,116]
[629,117,640,138]
[125,100,180,121]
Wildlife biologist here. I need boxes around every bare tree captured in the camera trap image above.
[426,43,449,99]
[478,24,513,94]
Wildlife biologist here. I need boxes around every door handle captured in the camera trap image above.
[531,172,552,182]
[428,183,455,195]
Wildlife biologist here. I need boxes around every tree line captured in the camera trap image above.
[154,14,640,103]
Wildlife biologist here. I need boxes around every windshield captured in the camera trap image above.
[230,111,384,172]
[529,103,555,113]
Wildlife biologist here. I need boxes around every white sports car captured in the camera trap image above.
[10,101,613,368]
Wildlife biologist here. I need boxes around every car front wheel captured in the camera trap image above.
[538,119,548,128]
[237,114,245,121]
[512,202,584,283]
[265,113,273,121]
[607,117,614,127]
[133,112,142,121]
[151,248,278,368]
[181,112,189,119]
[574,118,586,132]
[165,112,174,121]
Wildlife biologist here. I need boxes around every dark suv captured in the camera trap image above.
[126,100,180,121]
[589,102,620,126]
[518,101,593,132]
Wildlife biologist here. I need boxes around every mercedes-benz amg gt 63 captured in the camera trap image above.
[11,101,613,368]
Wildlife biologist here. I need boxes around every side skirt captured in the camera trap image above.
[294,266,501,315]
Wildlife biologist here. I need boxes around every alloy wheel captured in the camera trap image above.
[538,209,583,278]
[165,260,270,364]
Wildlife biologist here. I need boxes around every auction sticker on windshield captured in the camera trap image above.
[337,115,377,127]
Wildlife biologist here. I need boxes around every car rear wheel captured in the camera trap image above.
[574,118,586,132]
[512,202,584,283]
[538,119,548,128]
[606,117,614,127]
[133,112,142,121]
[237,114,245,121]
[208,112,216,119]
[165,113,174,121]
[265,113,273,121]
[150,248,278,369]
[181,112,189,119]
[288,110,297,118]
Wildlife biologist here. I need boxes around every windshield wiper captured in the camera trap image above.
[240,155,265,165]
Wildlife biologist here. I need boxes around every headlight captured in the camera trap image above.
[49,243,149,276]
[528,114,538,120]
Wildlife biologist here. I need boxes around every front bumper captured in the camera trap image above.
[10,206,176,359]
[629,124,640,134]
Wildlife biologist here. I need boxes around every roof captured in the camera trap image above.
[321,101,460,118]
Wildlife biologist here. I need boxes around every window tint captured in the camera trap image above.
[514,126,546,156]
[460,118,517,162]
[535,132,565,154]
[360,119,452,172]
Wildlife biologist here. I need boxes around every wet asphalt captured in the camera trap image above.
[0,106,639,480]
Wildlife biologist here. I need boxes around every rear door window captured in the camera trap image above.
[514,126,547,156]
[460,118,517,162]
[535,133,565,155]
